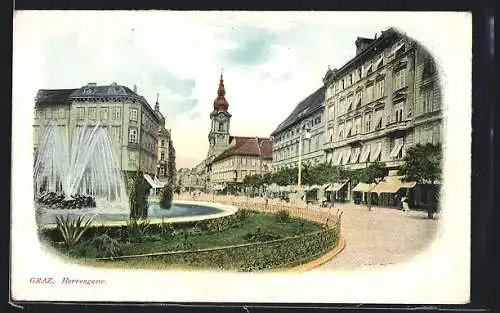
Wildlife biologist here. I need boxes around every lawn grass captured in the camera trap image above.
[50,210,326,259]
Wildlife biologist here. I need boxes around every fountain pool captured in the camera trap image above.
[36,200,238,226]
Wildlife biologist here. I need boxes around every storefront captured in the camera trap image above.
[351,182,376,205]
[326,180,350,203]
[371,176,416,208]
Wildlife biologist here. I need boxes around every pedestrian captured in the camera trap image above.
[402,196,410,212]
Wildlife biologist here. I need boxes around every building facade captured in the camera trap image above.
[210,137,272,191]
[322,28,442,173]
[153,93,173,181]
[33,82,167,178]
[270,86,326,171]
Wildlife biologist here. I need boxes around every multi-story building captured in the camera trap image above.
[196,72,273,192]
[33,82,166,180]
[322,28,441,171]
[270,87,326,171]
[153,93,173,181]
[210,137,272,192]
[322,27,442,207]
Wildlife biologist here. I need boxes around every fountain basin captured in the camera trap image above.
[37,200,238,228]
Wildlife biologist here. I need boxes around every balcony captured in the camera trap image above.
[385,119,411,134]
[384,159,405,168]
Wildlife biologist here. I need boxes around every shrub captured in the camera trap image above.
[235,208,250,222]
[55,214,95,246]
[89,233,123,258]
[275,210,291,223]
[243,227,282,243]
[126,218,151,242]
[37,192,96,210]
[160,185,174,209]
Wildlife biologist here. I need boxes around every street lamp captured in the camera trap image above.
[297,124,312,192]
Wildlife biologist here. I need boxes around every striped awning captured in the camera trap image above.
[359,145,371,163]
[390,139,404,158]
[342,149,351,165]
[326,180,349,192]
[352,182,376,193]
[390,42,405,55]
[371,176,417,194]
[370,142,382,162]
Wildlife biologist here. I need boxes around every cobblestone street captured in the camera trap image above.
[316,203,439,271]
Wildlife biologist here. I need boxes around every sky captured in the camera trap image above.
[13,11,469,169]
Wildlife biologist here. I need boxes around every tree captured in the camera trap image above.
[128,171,151,220]
[398,143,442,218]
[398,143,442,184]
[160,184,173,209]
[167,138,177,184]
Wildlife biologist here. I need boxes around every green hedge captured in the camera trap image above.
[96,228,338,272]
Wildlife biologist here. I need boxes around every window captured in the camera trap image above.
[113,107,121,120]
[59,108,65,119]
[422,88,434,114]
[328,128,334,142]
[218,122,224,132]
[34,110,40,119]
[45,110,51,119]
[161,152,165,161]
[346,95,353,111]
[89,107,96,120]
[130,108,138,121]
[128,128,138,143]
[339,98,345,114]
[111,126,121,142]
[100,107,109,121]
[365,84,373,103]
[328,106,335,120]
[355,117,361,135]
[375,79,385,99]
[161,139,165,147]
[77,107,85,120]
[394,69,407,90]
[394,101,404,123]
[242,158,247,166]
[364,113,372,132]
[422,59,436,78]
[355,91,362,107]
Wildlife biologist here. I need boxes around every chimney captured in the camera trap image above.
[133,84,137,93]
[355,37,375,55]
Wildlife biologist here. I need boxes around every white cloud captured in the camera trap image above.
[14,11,458,169]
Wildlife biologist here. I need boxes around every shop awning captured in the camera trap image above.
[351,148,361,163]
[342,149,351,165]
[389,139,404,158]
[326,180,349,192]
[370,142,382,162]
[143,174,166,189]
[363,63,373,77]
[359,145,371,163]
[374,55,384,68]
[334,152,343,166]
[352,182,376,193]
[390,42,405,55]
[371,176,417,194]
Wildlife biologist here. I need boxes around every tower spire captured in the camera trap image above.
[155,93,160,111]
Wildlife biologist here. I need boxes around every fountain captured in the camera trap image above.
[34,120,235,226]
[34,119,129,217]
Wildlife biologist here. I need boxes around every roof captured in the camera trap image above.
[34,83,161,123]
[212,136,272,163]
[35,89,78,106]
[323,27,403,83]
[271,86,325,136]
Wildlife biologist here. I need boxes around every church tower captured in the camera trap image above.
[207,71,232,159]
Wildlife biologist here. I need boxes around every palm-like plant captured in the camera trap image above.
[55,214,95,246]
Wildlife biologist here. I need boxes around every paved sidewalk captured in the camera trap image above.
[315,203,439,271]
